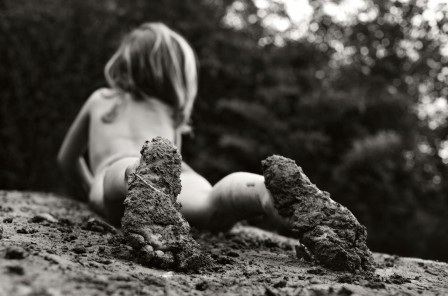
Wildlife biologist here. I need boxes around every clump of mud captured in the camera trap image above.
[262,155,375,272]
[121,137,212,272]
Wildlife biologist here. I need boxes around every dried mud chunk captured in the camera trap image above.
[387,273,411,284]
[262,155,375,272]
[121,137,212,272]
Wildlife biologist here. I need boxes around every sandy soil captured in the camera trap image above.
[1,191,447,296]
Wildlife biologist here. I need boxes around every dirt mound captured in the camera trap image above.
[1,191,447,295]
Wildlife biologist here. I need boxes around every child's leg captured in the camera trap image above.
[89,157,139,225]
[91,156,281,230]
[178,169,283,231]
[176,164,214,228]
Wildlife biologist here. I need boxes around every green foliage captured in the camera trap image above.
[0,0,447,261]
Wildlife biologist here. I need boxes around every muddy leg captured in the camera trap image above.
[121,137,212,271]
[262,155,375,272]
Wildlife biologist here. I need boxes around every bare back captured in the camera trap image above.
[88,89,176,175]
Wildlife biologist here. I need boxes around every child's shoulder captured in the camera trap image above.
[78,88,119,116]
[85,88,120,107]
[88,87,118,102]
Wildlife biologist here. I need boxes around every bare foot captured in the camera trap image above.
[121,137,212,271]
[262,155,375,272]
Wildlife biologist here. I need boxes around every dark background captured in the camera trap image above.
[1,0,448,262]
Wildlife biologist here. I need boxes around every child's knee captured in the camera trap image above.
[181,171,212,196]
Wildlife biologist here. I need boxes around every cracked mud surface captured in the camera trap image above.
[262,155,374,272]
[1,191,448,296]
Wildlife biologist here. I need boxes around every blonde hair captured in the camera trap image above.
[104,23,198,130]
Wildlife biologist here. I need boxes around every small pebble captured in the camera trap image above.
[273,279,287,288]
[17,227,38,234]
[338,286,354,296]
[29,213,58,223]
[6,265,24,275]
[5,246,27,259]
[226,250,239,257]
[307,268,326,275]
[195,280,209,291]
[264,286,279,296]
[72,246,87,254]
[3,217,13,223]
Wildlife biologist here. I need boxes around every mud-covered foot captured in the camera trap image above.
[121,137,212,272]
[261,155,375,272]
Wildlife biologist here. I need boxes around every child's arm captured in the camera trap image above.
[57,92,97,195]
[174,129,182,151]
[78,157,93,192]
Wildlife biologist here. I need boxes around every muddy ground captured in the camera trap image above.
[1,191,447,296]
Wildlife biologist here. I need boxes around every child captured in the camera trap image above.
[58,23,374,271]
[57,22,278,229]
